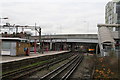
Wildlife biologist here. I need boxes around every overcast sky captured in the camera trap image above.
[0,0,112,35]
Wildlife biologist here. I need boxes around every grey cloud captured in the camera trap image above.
[0,0,111,34]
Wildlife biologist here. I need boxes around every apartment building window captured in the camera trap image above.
[116,2,120,24]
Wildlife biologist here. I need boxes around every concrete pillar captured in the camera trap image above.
[63,42,67,50]
[50,42,52,51]
[100,43,104,56]
[71,43,75,52]
[96,44,98,55]
[112,42,116,51]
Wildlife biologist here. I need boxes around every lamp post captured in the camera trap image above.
[35,26,43,53]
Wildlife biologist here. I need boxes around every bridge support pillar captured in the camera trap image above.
[71,43,75,52]
[50,42,52,51]
[49,39,53,51]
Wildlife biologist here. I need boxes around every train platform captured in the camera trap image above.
[0,51,69,64]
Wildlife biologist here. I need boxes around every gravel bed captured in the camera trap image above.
[70,55,94,79]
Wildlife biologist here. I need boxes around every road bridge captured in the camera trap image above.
[29,34,98,52]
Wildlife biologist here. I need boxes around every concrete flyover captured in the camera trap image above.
[29,34,98,52]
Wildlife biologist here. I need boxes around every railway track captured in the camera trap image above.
[40,54,84,80]
[1,52,75,80]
